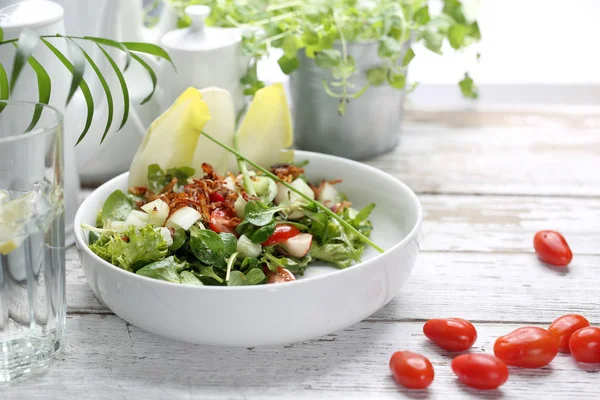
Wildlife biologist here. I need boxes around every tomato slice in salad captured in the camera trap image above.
[209,192,225,203]
[209,209,237,234]
[262,224,301,246]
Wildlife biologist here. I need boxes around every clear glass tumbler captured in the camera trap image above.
[0,101,65,381]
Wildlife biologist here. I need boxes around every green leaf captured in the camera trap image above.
[366,66,388,86]
[302,30,319,45]
[72,41,113,143]
[101,190,133,225]
[403,48,416,67]
[0,26,3,42]
[468,22,481,40]
[422,30,443,54]
[310,242,355,269]
[179,270,203,286]
[42,38,94,144]
[82,36,132,71]
[413,6,430,25]
[189,226,225,266]
[169,229,187,252]
[0,63,8,100]
[147,164,194,193]
[354,203,375,225]
[62,36,86,104]
[129,52,157,105]
[388,72,406,89]
[23,54,51,133]
[282,35,302,58]
[443,0,467,25]
[315,49,342,68]
[122,42,175,70]
[448,24,470,49]
[220,232,237,259]
[243,201,286,226]
[96,44,130,133]
[195,266,224,284]
[237,219,276,244]
[136,256,183,283]
[228,268,266,286]
[277,54,300,75]
[459,72,478,99]
[10,30,40,95]
[378,37,401,58]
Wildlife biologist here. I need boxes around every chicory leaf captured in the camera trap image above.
[309,242,355,269]
[101,190,132,226]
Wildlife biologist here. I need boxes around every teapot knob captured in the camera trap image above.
[185,5,210,36]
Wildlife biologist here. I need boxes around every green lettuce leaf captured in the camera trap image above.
[136,255,187,283]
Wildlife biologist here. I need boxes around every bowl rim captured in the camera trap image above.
[74,150,422,291]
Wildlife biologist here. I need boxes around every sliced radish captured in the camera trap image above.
[166,206,202,231]
[317,182,342,207]
[141,199,170,227]
[280,233,313,258]
[130,210,150,223]
[124,213,147,230]
[233,195,247,218]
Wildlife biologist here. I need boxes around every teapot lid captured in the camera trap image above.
[0,0,63,32]
[161,5,243,51]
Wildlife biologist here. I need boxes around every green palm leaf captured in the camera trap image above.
[96,44,130,134]
[42,38,94,144]
[129,52,157,105]
[24,54,51,133]
[122,42,175,70]
[0,63,8,100]
[71,39,114,143]
[82,36,132,71]
[10,29,40,94]
[60,35,86,104]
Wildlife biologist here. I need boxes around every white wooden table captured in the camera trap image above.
[7,110,600,399]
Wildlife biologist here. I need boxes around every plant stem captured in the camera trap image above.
[232,132,256,196]
[202,132,384,254]
[266,1,301,12]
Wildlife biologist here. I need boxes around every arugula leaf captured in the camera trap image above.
[100,190,132,226]
[240,256,260,272]
[136,256,186,283]
[189,226,225,266]
[195,266,224,284]
[237,219,276,244]
[354,203,375,225]
[228,268,267,286]
[90,225,168,272]
[180,270,203,286]
[243,201,286,226]
[459,72,478,99]
[169,229,187,252]
[309,242,356,269]
[147,164,195,193]
[262,252,311,275]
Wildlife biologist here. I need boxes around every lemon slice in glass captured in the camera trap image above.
[0,191,36,255]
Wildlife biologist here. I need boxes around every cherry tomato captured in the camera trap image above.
[494,326,559,368]
[208,209,237,234]
[264,266,296,284]
[209,192,225,203]
[451,353,508,390]
[262,224,301,246]
[423,318,477,352]
[389,351,434,389]
[533,230,572,266]
[569,327,600,363]
[548,314,590,352]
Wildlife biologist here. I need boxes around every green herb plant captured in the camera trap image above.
[0,26,172,143]
[167,0,481,115]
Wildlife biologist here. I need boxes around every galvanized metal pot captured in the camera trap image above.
[290,41,408,160]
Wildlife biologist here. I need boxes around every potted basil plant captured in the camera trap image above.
[169,0,480,159]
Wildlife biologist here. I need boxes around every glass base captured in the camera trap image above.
[0,330,64,382]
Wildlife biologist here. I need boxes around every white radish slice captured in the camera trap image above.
[166,206,202,231]
[141,199,170,227]
[280,233,313,258]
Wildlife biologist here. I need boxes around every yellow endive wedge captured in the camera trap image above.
[128,88,211,188]
[231,83,294,171]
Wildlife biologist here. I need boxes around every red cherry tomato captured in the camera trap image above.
[533,230,572,266]
[494,326,559,368]
[208,209,237,234]
[389,351,434,389]
[264,266,296,284]
[569,327,600,363]
[209,192,225,203]
[423,318,477,352]
[262,224,301,246]
[548,314,590,352]
[451,353,508,390]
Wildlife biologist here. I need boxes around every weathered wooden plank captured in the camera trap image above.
[5,315,599,399]
[368,111,600,196]
[420,195,600,254]
[66,246,600,324]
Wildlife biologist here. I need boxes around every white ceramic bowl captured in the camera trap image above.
[74,151,422,347]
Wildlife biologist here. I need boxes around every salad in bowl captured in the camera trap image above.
[84,160,376,286]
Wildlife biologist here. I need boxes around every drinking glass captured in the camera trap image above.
[0,101,65,381]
